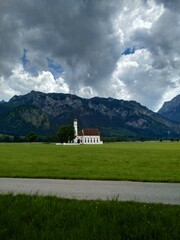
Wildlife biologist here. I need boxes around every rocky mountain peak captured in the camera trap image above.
[158,94,180,123]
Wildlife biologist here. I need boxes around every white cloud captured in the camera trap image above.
[78,85,97,99]
[6,65,69,97]
[114,0,164,47]
[111,49,167,110]
[0,76,19,101]
[110,0,180,111]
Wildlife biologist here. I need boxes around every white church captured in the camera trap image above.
[73,118,103,144]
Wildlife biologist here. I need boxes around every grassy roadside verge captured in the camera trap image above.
[0,194,179,240]
[0,142,180,182]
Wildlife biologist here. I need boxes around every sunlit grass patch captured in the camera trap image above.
[0,142,179,182]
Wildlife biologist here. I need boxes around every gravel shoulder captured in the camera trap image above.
[0,178,180,205]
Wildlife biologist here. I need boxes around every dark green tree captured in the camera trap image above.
[13,135,22,142]
[56,125,75,143]
[27,132,38,143]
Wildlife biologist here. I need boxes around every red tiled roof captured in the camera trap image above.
[78,128,100,136]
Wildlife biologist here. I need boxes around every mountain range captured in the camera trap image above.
[158,94,180,124]
[0,90,180,138]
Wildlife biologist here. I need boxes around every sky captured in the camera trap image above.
[0,0,180,111]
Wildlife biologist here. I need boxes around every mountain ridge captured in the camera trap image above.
[158,94,180,123]
[0,90,180,137]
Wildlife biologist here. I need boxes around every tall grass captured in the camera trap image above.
[0,194,179,240]
[0,142,180,182]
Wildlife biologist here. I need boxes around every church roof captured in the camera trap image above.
[78,128,100,136]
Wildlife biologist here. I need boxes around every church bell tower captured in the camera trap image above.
[74,118,78,143]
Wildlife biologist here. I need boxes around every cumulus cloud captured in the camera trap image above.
[111,0,180,110]
[0,0,180,111]
[6,64,69,97]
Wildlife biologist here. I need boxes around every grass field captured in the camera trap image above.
[0,142,179,182]
[0,194,179,240]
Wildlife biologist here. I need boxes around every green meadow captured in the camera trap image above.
[0,142,179,182]
[0,142,180,239]
[0,194,179,240]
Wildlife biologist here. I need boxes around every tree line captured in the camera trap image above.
[0,125,179,143]
[0,125,75,143]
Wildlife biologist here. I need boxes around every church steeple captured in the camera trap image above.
[74,118,78,142]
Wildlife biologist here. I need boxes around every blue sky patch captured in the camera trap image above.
[121,47,136,56]
[21,49,29,68]
[21,49,38,76]
[47,57,64,79]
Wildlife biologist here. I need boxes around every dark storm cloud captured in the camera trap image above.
[0,0,122,92]
[155,0,180,12]
[0,0,180,110]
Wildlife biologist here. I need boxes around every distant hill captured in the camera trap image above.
[0,90,180,137]
[158,94,180,123]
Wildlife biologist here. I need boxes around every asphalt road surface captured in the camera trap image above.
[0,178,180,205]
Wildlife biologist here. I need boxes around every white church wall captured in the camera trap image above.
[82,135,103,144]
[74,118,103,145]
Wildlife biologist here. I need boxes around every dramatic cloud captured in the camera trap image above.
[0,0,180,110]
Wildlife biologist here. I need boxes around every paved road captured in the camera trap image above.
[0,178,180,205]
